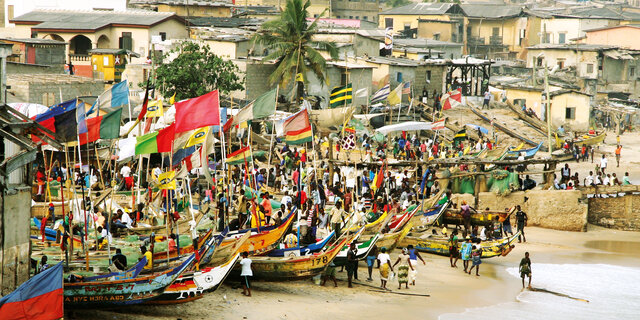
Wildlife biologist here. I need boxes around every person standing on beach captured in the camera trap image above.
[467,245,482,276]
[346,242,358,288]
[377,247,393,290]
[392,248,413,289]
[520,252,532,289]
[615,145,622,167]
[515,205,528,243]
[240,252,253,297]
[366,245,378,281]
[448,231,459,268]
[501,208,514,236]
[600,154,608,175]
[460,237,473,273]
[406,245,425,285]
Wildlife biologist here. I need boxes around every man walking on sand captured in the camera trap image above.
[515,205,528,243]
[240,252,252,297]
[520,252,532,289]
[600,154,608,174]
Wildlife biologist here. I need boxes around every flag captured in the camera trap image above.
[233,88,277,126]
[283,108,312,145]
[185,126,209,148]
[184,147,202,171]
[341,134,356,150]
[156,123,175,153]
[0,262,63,320]
[117,136,136,161]
[35,99,78,122]
[76,102,87,135]
[344,126,356,134]
[296,73,304,82]
[88,80,129,115]
[226,146,252,165]
[79,107,122,145]
[431,119,445,131]
[145,99,163,117]
[137,81,150,121]
[441,88,462,110]
[54,108,79,142]
[174,90,220,133]
[355,87,368,98]
[158,171,176,190]
[330,83,352,108]
[402,81,411,95]
[387,83,403,105]
[371,165,384,192]
[453,129,467,144]
[370,84,390,104]
[169,92,176,105]
[135,131,159,155]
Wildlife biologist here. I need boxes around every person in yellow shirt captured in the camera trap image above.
[140,245,153,270]
[251,204,266,228]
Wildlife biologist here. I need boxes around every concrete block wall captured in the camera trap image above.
[588,194,640,231]
[1,187,32,295]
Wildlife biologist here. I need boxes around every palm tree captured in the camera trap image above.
[252,0,338,101]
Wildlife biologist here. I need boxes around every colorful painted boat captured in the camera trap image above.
[152,229,213,261]
[31,200,71,218]
[219,208,296,255]
[63,252,194,307]
[364,222,412,252]
[31,217,83,244]
[267,231,335,257]
[237,236,350,280]
[207,232,251,267]
[388,206,419,232]
[409,201,449,232]
[397,232,520,258]
[309,106,355,128]
[333,230,379,266]
[345,210,388,233]
[443,208,503,227]
[128,212,204,236]
[505,142,543,160]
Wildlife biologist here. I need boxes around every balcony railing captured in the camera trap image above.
[490,35,503,45]
[468,37,485,45]
[69,54,90,62]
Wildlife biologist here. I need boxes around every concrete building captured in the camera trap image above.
[0,37,66,73]
[582,24,640,50]
[378,3,462,36]
[460,4,527,60]
[129,0,233,18]
[239,0,379,22]
[392,38,464,60]
[9,10,188,77]
[2,0,127,27]
[8,73,104,105]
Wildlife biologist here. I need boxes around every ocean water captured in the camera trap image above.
[439,263,640,320]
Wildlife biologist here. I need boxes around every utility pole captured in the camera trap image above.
[544,67,553,153]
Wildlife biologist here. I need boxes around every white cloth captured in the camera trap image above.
[377,253,391,265]
[240,258,253,276]
[121,212,133,228]
[120,165,131,178]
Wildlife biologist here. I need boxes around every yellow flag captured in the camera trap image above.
[169,92,176,105]
[296,73,304,82]
[146,99,164,117]
[185,127,209,148]
[158,171,176,190]
[387,83,403,105]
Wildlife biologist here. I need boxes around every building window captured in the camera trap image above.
[314,14,318,18]
[586,63,594,73]
[433,33,440,40]
[537,57,543,67]
[397,72,403,83]
[558,32,566,44]
[364,16,368,21]
[404,23,411,32]
[159,32,167,41]
[556,59,565,69]
[426,70,432,82]
[341,73,348,86]
[492,27,499,36]
[385,18,393,29]
[349,16,353,19]
[630,67,636,78]
[356,16,359,20]
[544,33,551,44]
[119,32,132,51]
[565,107,576,120]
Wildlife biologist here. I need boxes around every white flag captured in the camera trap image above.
[355,88,368,98]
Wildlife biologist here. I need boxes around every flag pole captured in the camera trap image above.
[217,90,228,230]
[265,85,279,192]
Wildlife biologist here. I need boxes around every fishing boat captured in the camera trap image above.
[387,206,418,232]
[397,232,520,258]
[442,208,505,227]
[236,236,350,280]
[219,208,296,255]
[551,149,574,161]
[63,252,194,307]
[128,211,204,236]
[31,201,71,218]
[505,142,543,160]
[572,131,606,147]
[152,229,214,261]
[31,217,83,244]
[345,210,388,233]
[364,222,412,252]
[267,231,335,257]
[207,232,251,267]
[409,201,449,231]
[368,113,387,129]
[333,231,380,266]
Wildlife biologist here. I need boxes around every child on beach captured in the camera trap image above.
[240,252,253,297]
[467,246,482,276]
[520,252,532,289]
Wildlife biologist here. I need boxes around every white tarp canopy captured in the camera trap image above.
[375,121,437,135]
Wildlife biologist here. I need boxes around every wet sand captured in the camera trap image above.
[69,225,640,320]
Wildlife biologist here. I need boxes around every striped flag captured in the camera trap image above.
[330,83,352,108]
[370,84,390,104]
[441,88,462,110]
[87,80,129,115]
[0,262,63,320]
[431,118,445,130]
[283,108,312,145]
[226,146,252,165]
[402,82,411,95]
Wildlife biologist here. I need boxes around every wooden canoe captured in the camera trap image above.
[64,252,195,308]
[443,208,502,227]
[505,142,543,160]
[267,231,336,257]
[397,232,520,258]
[365,222,412,252]
[237,236,350,280]
[309,106,355,129]
[388,206,418,232]
[152,229,213,261]
[573,132,606,146]
[128,212,203,236]
[333,229,379,266]
[345,210,388,233]
[31,201,71,219]
[207,232,251,267]
[219,208,296,255]
[148,249,240,305]
[409,201,449,232]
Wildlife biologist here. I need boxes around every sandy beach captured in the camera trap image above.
[68,225,640,320]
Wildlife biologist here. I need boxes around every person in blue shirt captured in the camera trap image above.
[460,237,473,273]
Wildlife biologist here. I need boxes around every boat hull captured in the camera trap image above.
[398,232,520,258]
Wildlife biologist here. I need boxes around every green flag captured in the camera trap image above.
[135,131,158,155]
[233,88,277,126]
[330,83,352,108]
[453,129,467,144]
[100,107,122,140]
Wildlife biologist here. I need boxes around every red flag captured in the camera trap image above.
[174,90,220,133]
[79,116,103,144]
[156,123,175,153]
[137,82,150,121]
[223,115,234,133]
[0,262,63,320]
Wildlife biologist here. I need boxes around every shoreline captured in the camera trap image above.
[70,225,640,320]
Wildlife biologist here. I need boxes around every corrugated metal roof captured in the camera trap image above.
[459,4,524,19]
[527,43,618,51]
[11,9,178,30]
[0,37,66,45]
[380,3,457,16]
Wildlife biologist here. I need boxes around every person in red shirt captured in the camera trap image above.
[261,192,273,224]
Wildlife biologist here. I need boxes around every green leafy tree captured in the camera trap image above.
[389,0,410,7]
[252,0,338,96]
[154,41,244,100]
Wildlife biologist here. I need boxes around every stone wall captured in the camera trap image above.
[451,190,588,232]
[588,194,640,231]
[1,187,32,294]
